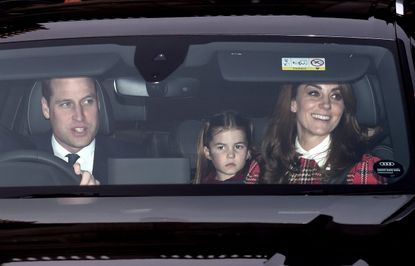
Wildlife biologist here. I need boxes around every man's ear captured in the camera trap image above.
[203,146,212,160]
[246,150,251,160]
[41,97,50,119]
[290,99,297,113]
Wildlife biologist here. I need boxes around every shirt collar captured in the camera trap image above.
[51,134,95,164]
[295,135,331,167]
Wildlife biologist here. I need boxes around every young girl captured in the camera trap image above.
[194,110,260,184]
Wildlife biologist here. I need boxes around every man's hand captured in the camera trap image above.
[73,163,100,186]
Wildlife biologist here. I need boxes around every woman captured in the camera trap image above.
[260,83,386,184]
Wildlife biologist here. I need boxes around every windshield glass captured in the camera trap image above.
[0,36,410,191]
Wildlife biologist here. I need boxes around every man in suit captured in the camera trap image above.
[31,76,142,185]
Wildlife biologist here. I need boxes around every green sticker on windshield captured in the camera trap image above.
[282,57,326,71]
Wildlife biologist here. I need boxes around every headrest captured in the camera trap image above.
[173,117,269,168]
[0,125,34,152]
[252,117,269,149]
[353,75,383,127]
[26,80,114,135]
[174,120,202,169]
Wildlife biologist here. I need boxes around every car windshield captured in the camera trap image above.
[0,14,412,197]
[1,1,415,265]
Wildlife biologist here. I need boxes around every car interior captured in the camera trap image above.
[0,37,408,186]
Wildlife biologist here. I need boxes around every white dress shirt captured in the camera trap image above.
[51,134,95,173]
[295,135,331,168]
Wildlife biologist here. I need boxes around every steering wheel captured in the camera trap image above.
[0,149,80,185]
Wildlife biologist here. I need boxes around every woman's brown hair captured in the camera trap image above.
[260,83,365,184]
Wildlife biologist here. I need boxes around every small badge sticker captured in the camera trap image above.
[282,57,326,71]
[374,160,404,178]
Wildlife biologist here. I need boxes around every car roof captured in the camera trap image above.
[1,0,411,43]
[0,2,414,265]
[0,15,397,43]
[0,0,397,19]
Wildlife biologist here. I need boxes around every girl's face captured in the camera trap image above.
[203,128,251,181]
[291,83,345,149]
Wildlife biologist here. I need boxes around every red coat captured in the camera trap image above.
[288,154,387,184]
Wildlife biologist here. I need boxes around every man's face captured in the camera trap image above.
[41,77,99,153]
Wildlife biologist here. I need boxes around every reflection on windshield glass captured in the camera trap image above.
[0,40,406,187]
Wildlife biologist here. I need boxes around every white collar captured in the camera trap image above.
[51,134,95,172]
[295,135,331,167]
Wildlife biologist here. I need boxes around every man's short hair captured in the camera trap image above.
[41,79,53,103]
[41,77,96,103]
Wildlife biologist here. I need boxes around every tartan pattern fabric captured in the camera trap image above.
[245,159,260,184]
[288,154,386,184]
[289,157,323,184]
[346,154,387,184]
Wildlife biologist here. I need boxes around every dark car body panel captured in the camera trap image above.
[0,0,414,265]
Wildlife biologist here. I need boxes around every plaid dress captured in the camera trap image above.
[288,154,387,184]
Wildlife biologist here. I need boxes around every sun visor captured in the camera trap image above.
[0,53,121,80]
[218,51,370,82]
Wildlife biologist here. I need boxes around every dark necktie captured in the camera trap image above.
[66,153,80,166]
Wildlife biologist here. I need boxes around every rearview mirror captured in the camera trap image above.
[115,76,199,98]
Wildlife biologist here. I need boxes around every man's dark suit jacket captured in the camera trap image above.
[30,133,144,184]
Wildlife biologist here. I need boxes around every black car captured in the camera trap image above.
[0,0,414,265]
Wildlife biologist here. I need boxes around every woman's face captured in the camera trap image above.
[203,128,250,181]
[291,83,345,149]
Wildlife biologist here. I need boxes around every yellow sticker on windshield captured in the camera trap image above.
[282,58,326,71]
